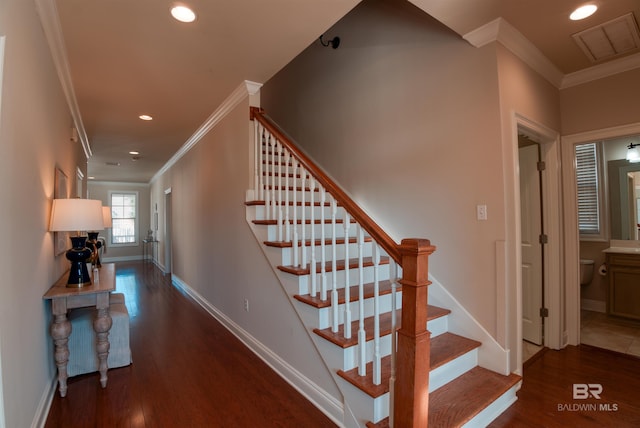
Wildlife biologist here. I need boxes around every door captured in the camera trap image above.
[520,143,544,345]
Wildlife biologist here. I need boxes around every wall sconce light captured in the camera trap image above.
[626,143,640,163]
[319,35,340,49]
[49,198,105,287]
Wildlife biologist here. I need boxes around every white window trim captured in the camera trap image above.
[109,190,139,247]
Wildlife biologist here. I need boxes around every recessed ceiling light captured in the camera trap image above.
[129,151,140,155]
[570,5,598,21]
[139,114,153,121]
[88,176,95,180]
[171,5,196,23]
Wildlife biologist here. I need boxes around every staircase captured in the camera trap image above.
[245,108,521,427]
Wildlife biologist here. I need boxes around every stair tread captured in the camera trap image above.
[278,256,390,276]
[337,332,482,398]
[265,236,371,248]
[366,367,521,428]
[312,304,450,348]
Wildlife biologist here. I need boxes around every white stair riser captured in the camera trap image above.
[294,264,392,295]
[429,349,478,392]
[279,242,379,267]
[254,204,347,222]
[262,222,357,243]
[337,377,389,425]
[314,292,401,330]
[316,312,447,371]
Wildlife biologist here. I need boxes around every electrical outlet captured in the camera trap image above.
[243,299,249,312]
[477,204,488,221]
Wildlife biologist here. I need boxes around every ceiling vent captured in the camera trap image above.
[572,12,640,62]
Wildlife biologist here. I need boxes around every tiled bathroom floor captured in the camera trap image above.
[581,310,640,357]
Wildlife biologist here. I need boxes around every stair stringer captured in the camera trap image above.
[428,275,511,376]
[245,204,380,428]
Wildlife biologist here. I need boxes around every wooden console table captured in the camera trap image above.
[43,263,116,397]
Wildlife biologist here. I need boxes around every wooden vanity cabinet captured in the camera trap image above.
[607,253,640,320]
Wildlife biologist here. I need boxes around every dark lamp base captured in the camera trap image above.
[66,236,93,288]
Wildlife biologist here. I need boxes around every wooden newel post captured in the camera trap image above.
[394,238,436,427]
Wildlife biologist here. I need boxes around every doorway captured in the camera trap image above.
[519,138,544,348]
[513,115,563,371]
[164,189,173,275]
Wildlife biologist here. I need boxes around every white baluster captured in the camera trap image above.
[270,135,277,220]
[343,212,351,339]
[357,225,366,376]
[258,124,264,201]
[284,149,291,242]
[276,141,283,242]
[373,243,381,385]
[292,161,299,267]
[331,197,339,333]
[264,133,271,220]
[254,120,259,199]
[309,177,317,297]
[300,168,307,268]
[389,259,399,428]
[319,187,327,302]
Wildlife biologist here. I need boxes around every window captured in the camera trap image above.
[110,192,138,245]
[575,143,602,237]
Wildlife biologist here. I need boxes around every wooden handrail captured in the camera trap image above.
[251,107,402,264]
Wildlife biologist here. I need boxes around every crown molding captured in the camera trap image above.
[35,0,92,159]
[151,80,262,183]
[464,18,564,88]
[464,17,640,90]
[561,52,640,89]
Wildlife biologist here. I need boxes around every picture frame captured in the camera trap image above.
[54,167,69,256]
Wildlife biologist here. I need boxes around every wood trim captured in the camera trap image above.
[251,107,402,264]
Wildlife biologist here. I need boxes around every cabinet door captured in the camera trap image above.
[608,264,640,320]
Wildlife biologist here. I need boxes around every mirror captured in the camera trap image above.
[603,134,640,240]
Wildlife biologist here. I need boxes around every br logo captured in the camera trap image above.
[573,384,603,399]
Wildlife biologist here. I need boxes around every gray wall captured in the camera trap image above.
[0,1,87,426]
[261,0,561,367]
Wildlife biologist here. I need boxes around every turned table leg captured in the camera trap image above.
[50,313,72,397]
[94,306,112,388]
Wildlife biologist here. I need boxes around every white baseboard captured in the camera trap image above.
[428,276,510,376]
[171,274,345,427]
[581,298,606,313]
[32,377,57,428]
[102,255,143,263]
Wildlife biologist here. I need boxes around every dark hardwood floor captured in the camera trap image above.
[45,261,640,427]
[45,261,337,428]
[490,345,640,427]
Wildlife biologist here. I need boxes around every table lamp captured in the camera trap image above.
[49,198,105,287]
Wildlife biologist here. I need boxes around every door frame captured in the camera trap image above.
[511,113,563,370]
[561,122,640,345]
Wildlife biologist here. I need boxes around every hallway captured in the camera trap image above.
[45,262,337,427]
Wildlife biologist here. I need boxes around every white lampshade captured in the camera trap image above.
[626,145,640,163]
[102,206,113,228]
[49,199,105,232]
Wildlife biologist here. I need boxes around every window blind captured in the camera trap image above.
[575,143,600,234]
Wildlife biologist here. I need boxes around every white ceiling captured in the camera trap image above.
[41,0,640,183]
